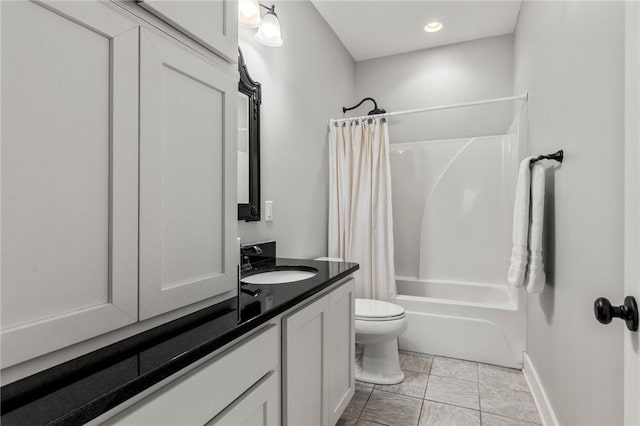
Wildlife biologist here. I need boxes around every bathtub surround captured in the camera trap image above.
[396,278,525,368]
[328,118,396,301]
[389,130,520,281]
[389,115,526,367]
[237,1,356,259]
[514,1,625,425]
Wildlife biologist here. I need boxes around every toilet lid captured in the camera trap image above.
[355,298,405,320]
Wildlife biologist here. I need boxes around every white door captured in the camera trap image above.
[327,279,355,425]
[137,0,238,62]
[209,372,280,426]
[284,294,330,426]
[0,0,139,368]
[624,2,640,424]
[139,29,237,320]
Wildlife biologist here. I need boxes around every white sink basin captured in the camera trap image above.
[241,268,318,285]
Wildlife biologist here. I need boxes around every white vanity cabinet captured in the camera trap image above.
[208,371,279,426]
[0,0,140,368]
[100,279,356,426]
[1,0,239,367]
[138,29,238,321]
[283,278,356,426]
[105,323,280,426]
[137,0,238,62]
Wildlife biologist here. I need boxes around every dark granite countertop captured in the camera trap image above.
[0,257,358,426]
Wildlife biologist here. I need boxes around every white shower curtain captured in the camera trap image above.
[328,118,397,302]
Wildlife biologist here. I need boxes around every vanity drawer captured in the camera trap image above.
[106,323,279,425]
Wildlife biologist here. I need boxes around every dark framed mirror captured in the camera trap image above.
[238,48,261,221]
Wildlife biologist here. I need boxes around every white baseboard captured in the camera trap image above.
[522,352,559,426]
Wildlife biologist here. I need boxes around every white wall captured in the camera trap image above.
[238,0,355,258]
[355,34,514,144]
[513,2,625,425]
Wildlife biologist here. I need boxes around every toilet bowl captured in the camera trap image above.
[312,258,407,384]
[355,298,408,385]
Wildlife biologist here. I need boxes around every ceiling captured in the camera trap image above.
[310,1,522,61]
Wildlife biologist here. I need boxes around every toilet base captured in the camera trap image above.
[355,338,405,385]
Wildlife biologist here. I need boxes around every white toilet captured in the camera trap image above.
[354,298,407,385]
[314,257,408,385]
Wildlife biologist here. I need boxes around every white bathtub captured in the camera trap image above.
[396,277,526,368]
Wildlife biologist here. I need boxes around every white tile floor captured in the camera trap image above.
[338,351,542,426]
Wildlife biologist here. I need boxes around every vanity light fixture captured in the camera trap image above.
[238,2,283,47]
[255,5,283,47]
[424,21,443,33]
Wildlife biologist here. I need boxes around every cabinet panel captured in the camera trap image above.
[138,0,238,62]
[139,29,237,320]
[283,279,356,426]
[0,1,139,368]
[105,324,278,426]
[327,280,356,425]
[284,294,330,426]
[209,371,279,426]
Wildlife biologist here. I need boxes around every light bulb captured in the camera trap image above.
[238,0,261,28]
[260,21,277,38]
[424,22,443,33]
[255,10,283,47]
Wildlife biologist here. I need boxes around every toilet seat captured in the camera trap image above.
[355,298,405,321]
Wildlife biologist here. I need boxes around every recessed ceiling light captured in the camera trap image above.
[424,22,443,33]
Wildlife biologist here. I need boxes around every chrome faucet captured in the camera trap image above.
[239,245,264,297]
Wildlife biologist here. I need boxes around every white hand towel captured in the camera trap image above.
[508,157,536,287]
[525,163,546,293]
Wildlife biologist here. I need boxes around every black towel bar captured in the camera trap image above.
[530,150,564,165]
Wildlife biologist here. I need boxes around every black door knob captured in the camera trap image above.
[594,296,638,332]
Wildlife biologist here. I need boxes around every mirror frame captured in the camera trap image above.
[238,48,261,221]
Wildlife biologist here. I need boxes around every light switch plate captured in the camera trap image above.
[265,201,273,221]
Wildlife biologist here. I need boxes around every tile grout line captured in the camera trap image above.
[422,397,482,413]
[416,360,431,426]
[428,372,479,384]
[357,383,376,421]
[373,386,425,401]
[480,407,542,425]
[417,399,424,426]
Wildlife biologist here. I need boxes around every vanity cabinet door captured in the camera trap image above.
[283,278,356,426]
[139,29,238,320]
[327,279,356,425]
[137,0,238,62]
[0,0,139,368]
[208,371,280,426]
[284,293,330,426]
